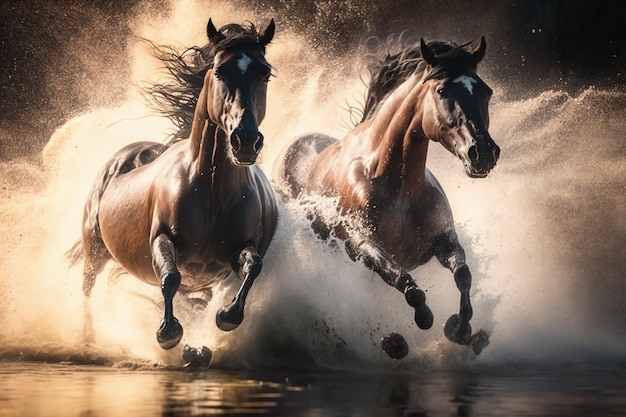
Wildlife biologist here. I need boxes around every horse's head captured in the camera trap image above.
[204,19,275,165]
[420,37,500,178]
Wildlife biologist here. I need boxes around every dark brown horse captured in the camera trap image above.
[68,18,278,351]
[278,37,499,356]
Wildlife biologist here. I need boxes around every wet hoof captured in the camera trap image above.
[405,287,433,329]
[156,318,184,350]
[182,345,213,369]
[216,304,243,331]
[469,329,490,356]
[382,332,409,359]
[444,314,472,345]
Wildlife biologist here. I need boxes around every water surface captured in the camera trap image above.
[2,361,625,416]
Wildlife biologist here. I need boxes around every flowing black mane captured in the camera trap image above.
[143,22,266,143]
[360,38,478,123]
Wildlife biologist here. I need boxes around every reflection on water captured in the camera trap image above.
[1,361,625,417]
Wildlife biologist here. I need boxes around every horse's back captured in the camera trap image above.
[275,133,337,198]
[83,141,167,227]
[85,141,167,205]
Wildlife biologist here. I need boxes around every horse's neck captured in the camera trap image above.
[367,76,429,193]
[186,81,247,194]
[190,118,248,196]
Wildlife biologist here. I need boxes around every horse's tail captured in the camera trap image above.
[66,239,83,268]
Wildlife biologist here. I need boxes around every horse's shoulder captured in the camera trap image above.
[248,167,277,206]
[425,169,447,199]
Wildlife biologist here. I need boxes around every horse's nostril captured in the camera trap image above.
[493,145,501,161]
[230,134,241,152]
[254,133,264,153]
[468,145,479,162]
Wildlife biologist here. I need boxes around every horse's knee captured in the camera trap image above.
[395,273,414,293]
[236,246,262,279]
[242,254,262,277]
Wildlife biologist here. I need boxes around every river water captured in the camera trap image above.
[1,362,626,416]
[1,1,625,416]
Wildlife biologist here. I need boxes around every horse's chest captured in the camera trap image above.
[174,194,263,260]
[368,199,451,266]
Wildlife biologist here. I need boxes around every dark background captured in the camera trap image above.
[1,0,625,161]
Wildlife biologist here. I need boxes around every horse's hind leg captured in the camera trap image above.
[81,228,111,343]
[216,245,262,331]
[436,232,489,355]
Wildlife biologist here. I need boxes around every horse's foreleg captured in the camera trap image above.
[216,245,262,331]
[436,233,489,354]
[345,238,434,330]
[152,234,184,349]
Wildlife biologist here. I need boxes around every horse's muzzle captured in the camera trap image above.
[464,138,500,178]
[230,129,264,165]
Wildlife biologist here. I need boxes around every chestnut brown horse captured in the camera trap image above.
[68,18,278,350]
[278,37,499,355]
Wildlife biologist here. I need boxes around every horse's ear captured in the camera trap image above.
[420,38,436,66]
[259,18,275,46]
[472,36,487,64]
[207,18,219,42]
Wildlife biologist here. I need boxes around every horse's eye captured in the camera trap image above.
[263,74,271,83]
[214,71,223,81]
[436,86,448,98]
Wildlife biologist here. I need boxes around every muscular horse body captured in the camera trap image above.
[69,18,277,351]
[279,37,499,355]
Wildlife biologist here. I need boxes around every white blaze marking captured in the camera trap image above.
[237,54,252,74]
[453,75,477,95]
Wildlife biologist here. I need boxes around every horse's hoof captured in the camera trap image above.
[216,304,243,331]
[405,287,434,329]
[156,318,184,350]
[469,329,490,356]
[382,332,409,359]
[182,344,213,368]
[444,314,472,345]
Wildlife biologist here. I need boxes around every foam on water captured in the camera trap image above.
[0,0,624,371]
